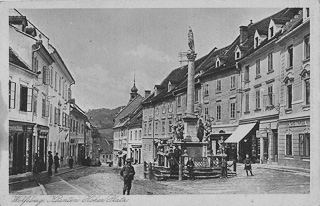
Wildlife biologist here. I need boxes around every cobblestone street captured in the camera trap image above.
[30,164,309,195]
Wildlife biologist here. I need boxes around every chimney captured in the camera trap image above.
[239,26,248,45]
[144,90,151,98]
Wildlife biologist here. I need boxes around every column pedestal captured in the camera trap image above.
[183,115,198,142]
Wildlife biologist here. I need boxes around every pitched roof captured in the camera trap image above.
[9,47,30,70]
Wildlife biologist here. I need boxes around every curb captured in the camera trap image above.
[37,181,47,195]
[257,166,310,174]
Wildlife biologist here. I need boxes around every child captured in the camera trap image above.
[244,154,254,176]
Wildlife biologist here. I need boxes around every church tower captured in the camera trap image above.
[130,75,138,101]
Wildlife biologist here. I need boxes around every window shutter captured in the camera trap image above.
[27,88,33,112]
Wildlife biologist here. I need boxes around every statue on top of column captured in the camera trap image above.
[188,26,195,53]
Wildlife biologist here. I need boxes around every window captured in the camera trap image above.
[54,107,57,124]
[255,37,259,48]
[168,120,172,133]
[204,107,209,121]
[230,102,236,119]
[68,87,71,101]
[20,85,32,112]
[155,107,159,115]
[299,133,310,157]
[130,131,132,140]
[305,79,310,105]
[50,104,53,123]
[148,122,152,134]
[287,84,292,109]
[286,134,292,156]
[195,89,199,102]
[216,104,221,121]
[42,94,46,117]
[306,8,309,18]
[177,96,181,107]
[230,76,236,89]
[50,67,53,86]
[155,122,158,134]
[267,85,273,106]
[9,81,16,109]
[288,45,293,68]
[62,81,65,98]
[144,123,147,135]
[139,130,142,139]
[59,77,61,94]
[216,80,221,93]
[244,66,249,82]
[135,131,137,140]
[268,53,273,72]
[216,60,220,67]
[57,108,61,125]
[245,92,250,112]
[168,102,173,113]
[270,27,274,37]
[42,66,49,85]
[304,35,310,60]
[255,90,260,109]
[162,104,166,114]
[204,84,209,96]
[236,52,240,59]
[162,121,165,134]
[256,59,260,77]
[33,57,39,73]
[55,72,57,90]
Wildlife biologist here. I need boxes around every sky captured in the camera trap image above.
[17,8,282,111]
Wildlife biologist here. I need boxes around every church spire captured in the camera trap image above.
[130,72,138,101]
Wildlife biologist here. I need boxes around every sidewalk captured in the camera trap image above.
[254,163,310,176]
[10,165,86,195]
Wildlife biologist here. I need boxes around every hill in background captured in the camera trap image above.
[86,106,123,129]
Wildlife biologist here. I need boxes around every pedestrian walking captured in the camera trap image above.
[169,156,177,175]
[69,156,74,169]
[244,154,254,176]
[48,151,53,176]
[54,153,60,173]
[120,158,135,195]
[33,153,40,174]
[186,157,195,180]
[220,157,228,178]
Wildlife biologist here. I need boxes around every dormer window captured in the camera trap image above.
[270,27,274,38]
[216,59,220,67]
[168,81,172,92]
[255,37,259,48]
[235,46,241,60]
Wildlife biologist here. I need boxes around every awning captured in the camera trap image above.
[225,123,257,143]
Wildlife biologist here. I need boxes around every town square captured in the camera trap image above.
[3,3,320,206]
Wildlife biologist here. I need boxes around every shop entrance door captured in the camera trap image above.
[273,130,278,162]
[38,138,47,172]
[263,137,269,163]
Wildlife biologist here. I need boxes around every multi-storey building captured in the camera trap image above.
[276,8,310,168]
[113,82,143,166]
[69,102,87,165]
[47,44,75,167]
[127,106,143,164]
[232,8,302,163]
[9,13,53,174]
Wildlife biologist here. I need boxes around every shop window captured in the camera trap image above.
[20,85,32,112]
[9,81,16,109]
[285,134,292,156]
[299,133,310,157]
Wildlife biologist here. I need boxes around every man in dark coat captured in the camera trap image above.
[48,151,53,176]
[244,154,254,176]
[186,157,195,180]
[120,158,135,195]
[173,146,181,163]
[54,153,60,173]
[220,157,228,178]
